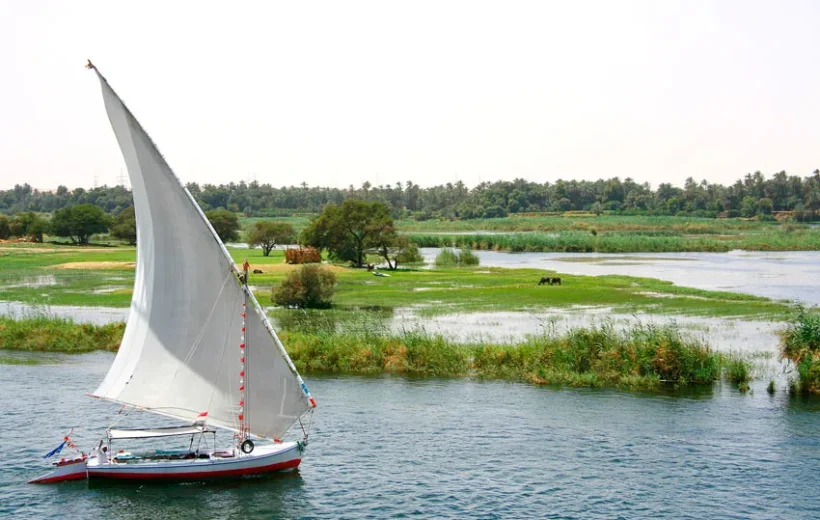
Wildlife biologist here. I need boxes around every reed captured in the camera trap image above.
[0,313,752,391]
[283,322,746,390]
[0,316,124,353]
[779,308,820,394]
[407,232,733,253]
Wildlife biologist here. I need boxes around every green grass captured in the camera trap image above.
[0,242,795,320]
[396,214,782,234]
[394,214,820,253]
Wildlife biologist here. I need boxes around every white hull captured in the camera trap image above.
[28,457,88,484]
[85,442,303,481]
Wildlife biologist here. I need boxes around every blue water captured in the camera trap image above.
[2,352,820,519]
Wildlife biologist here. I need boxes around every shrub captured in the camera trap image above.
[435,248,459,267]
[396,242,424,265]
[272,265,336,309]
[458,247,480,266]
[779,308,820,393]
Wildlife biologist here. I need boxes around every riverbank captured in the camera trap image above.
[0,315,751,391]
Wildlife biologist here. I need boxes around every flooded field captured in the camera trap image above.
[422,249,820,306]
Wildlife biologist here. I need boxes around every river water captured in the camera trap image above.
[1,352,819,519]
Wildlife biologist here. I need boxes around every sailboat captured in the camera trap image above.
[29,62,316,483]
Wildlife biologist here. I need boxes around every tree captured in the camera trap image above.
[368,234,416,270]
[110,205,137,245]
[205,208,241,243]
[591,202,603,216]
[10,212,48,242]
[301,200,394,267]
[247,221,295,256]
[271,265,336,308]
[51,204,109,244]
[0,215,10,239]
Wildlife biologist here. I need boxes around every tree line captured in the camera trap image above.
[2,169,820,220]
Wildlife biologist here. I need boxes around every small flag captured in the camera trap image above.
[43,441,66,459]
[198,411,208,417]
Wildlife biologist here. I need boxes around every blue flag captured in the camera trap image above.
[43,441,66,459]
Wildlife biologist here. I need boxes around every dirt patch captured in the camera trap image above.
[251,263,350,274]
[52,261,136,270]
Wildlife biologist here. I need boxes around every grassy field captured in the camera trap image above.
[0,242,794,320]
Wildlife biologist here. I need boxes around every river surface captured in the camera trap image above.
[1,352,819,519]
[421,249,820,306]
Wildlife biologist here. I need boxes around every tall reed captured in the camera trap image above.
[780,308,820,393]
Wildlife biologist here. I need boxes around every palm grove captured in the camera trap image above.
[3,169,820,221]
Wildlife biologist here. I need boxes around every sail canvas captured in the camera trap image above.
[90,71,311,440]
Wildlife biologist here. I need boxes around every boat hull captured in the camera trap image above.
[28,458,88,484]
[86,442,302,481]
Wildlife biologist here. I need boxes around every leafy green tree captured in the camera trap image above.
[757,197,774,216]
[395,239,424,266]
[0,215,8,239]
[247,221,295,256]
[205,208,241,243]
[591,202,603,216]
[740,196,758,218]
[110,205,137,245]
[301,200,394,267]
[271,264,336,308]
[51,204,109,244]
[368,234,418,270]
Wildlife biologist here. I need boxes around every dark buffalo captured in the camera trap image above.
[538,276,562,286]
[253,269,264,274]
[550,277,561,286]
[538,276,550,285]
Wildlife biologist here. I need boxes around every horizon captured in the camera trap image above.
[3,1,820,191]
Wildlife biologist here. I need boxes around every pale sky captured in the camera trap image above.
[2,0,819,191]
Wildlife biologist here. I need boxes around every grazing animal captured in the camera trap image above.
[252,269,263,274]
[538,276,550,286]
[550,277,561,286]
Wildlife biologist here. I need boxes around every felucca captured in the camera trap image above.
[30,61,316,483]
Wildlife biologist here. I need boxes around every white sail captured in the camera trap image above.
[91,69,313,440]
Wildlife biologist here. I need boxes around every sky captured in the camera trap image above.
[2,0,819,191]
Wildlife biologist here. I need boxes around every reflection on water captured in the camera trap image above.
[422,248,820,306]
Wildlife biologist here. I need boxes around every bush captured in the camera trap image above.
[435,248,459,267]
[272,265,336,309]
[780,308,820,393]
[459,247,480,266]
[396,242,424,265]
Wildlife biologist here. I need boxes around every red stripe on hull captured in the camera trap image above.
[88,457,301,480]
[28,472,87,484]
